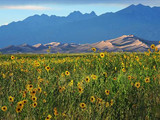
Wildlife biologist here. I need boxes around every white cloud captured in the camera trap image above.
[0,23,9,26]
[4,23,8,25]
[0,5,52,10]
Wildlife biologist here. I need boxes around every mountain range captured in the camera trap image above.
[0,4,160,48]
[0,35,159,54]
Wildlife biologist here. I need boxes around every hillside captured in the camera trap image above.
[0,35,159,53]
[0,4,160,48]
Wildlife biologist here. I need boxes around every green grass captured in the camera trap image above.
[0,52,160,120]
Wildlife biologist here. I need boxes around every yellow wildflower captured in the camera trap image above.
[79,103,86,109]
[8,96,14,102]
[135,82,140,88]
[1,106,7,112]
[105,89,110,95]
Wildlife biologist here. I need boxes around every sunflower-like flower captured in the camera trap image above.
[1,106,7,112]
[32,102,37,108]
[17,101,24,108]
[65,71,70,76]
[16,101,24,113]
[45,66,50,72]
[26,84,33,91]
[145,77,150,83]
[85,77,90,83]
[91,47,96,52]
[150,44,155,49]
[35,62,40,67]
[11,55,15,60]
[37,87,42,93]
[128,75,132,80]
[22,100,28,104]
[105,89,110,95]
[45,114,52,120]
[90,96,95,103]
[30,89,37,96]
[32,96,37,102]
[91,74,97,80]
[8,96,14,102]
[122,68,126,72]
[135,82,140,88]
[79,103,86,109]
[16,106,22,113]
[78,87,84,94]
[100,53,105,58]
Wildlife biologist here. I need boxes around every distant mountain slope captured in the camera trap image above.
[0,4,160,48]
[0,11,97,48]
[0,35,159,54]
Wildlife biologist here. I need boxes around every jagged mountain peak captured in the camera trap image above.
[67,11,83,17]
[90,11,97,16]
[125,4,151,9]
[129,4,149,7]
[40,14,49,17]
[70,11,82,14]
[23,14,51,23]
[117,4,152,14]
[67,11,97,18]
[84,11,97,16]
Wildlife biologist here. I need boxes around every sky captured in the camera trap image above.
[0,0,160,26]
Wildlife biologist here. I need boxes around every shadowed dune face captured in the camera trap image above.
[0,35,159,53]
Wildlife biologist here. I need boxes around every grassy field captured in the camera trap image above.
[0,49,160,120]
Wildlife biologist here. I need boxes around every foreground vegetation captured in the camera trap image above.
[0,47,160,120]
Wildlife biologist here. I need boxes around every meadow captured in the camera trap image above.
[0,46,160,120]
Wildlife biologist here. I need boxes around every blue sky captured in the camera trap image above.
[0,0,160,26]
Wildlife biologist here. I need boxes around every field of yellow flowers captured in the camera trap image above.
[0,47,160,120]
